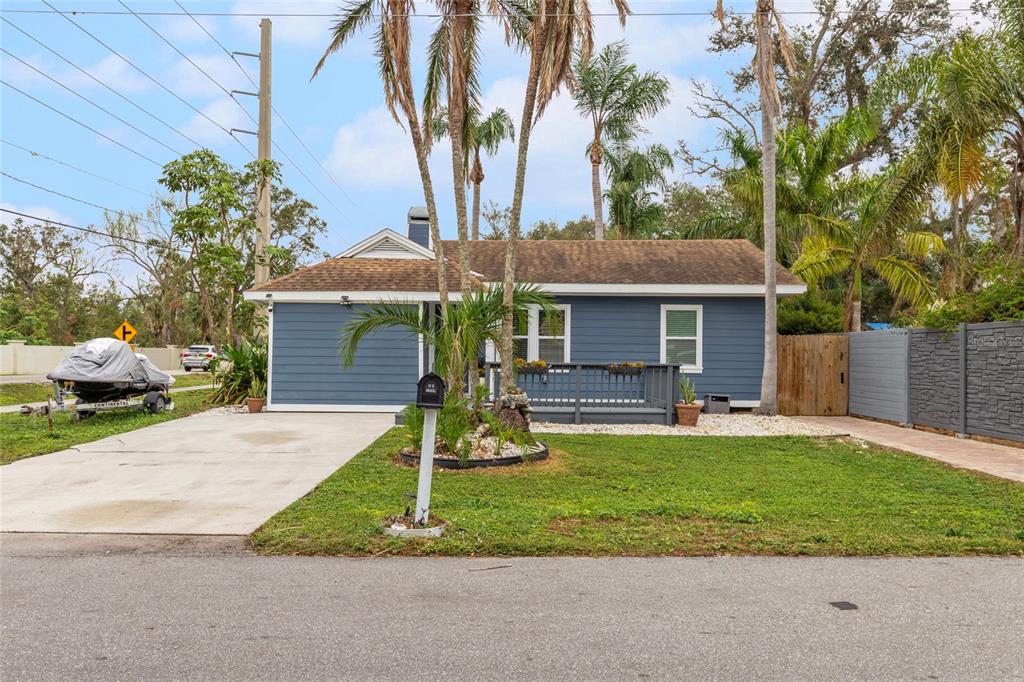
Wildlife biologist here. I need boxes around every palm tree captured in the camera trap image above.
[340,284,554,395]
[571,41,669,240]
[893,3,1024,274]
[687,107,879,267]
[792,171,945,331]
[603,142,673,239]
[497,0,629,393]
[716,0,795,414]
[433,107,516,240]
[424,1,486,297]
[314,0,450,310]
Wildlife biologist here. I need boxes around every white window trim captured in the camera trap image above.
[660,304,703,374]
[488,304,571,363]
[530,304,570,363]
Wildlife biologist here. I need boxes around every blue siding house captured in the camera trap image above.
[245,208,806,420]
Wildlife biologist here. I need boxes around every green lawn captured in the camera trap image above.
[0,389,213,465]
[252,429,1024,557]
[0,373,214,406]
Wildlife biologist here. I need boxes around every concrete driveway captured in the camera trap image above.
[0,411,393,534]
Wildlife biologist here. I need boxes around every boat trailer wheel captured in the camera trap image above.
[143,391,167,414]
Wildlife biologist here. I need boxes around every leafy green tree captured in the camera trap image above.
[603,142,673,239]
[571,40,669,239]
[659,182,739,239]
[433,106,516,240]
[526,216,595,240]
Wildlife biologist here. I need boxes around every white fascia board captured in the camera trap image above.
[338,228,435,260]
[268,403,403,413]
[528,283,807,296]
[244,291,462,303]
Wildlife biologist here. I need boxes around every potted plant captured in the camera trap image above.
[247,376,266,413]
[674,372,701,427]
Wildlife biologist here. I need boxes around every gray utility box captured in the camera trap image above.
[703,394,731,414]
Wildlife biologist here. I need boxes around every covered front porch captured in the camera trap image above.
[483,362,679,425]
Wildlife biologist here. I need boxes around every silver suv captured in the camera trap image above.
[181,345,218,372]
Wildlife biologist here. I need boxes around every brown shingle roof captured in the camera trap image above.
[250,239,801,292]
[250,257,476,292]
[442,239,803,286]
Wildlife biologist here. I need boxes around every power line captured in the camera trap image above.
[116,1,349,223]
[38,0,254,158]
[1,170,168,230]
[0,207,183,252]
[0,5,1007,16]
[1,139,149,195]
[0,47,184,157]
[0,5,1010,17]
[174,1,359,210]
[0,80,163,166]
[0,17,204,150]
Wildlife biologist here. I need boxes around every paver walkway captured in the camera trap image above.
[795,416,1024,483]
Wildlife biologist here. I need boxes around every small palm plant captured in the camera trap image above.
[340,284,554,395]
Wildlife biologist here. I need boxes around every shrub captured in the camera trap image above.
[777,293,843,335]
[917,264,1024,329]
[209,339,267,405]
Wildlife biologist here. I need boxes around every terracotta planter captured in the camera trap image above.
[675,402,701,427]
[247,397,265,413]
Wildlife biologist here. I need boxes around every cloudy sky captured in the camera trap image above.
[1,0,758,261]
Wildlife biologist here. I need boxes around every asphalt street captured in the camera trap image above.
[2,535,1022,681]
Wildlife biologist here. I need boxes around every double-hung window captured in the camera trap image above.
[502,305,571,363]
[660,305,702,373]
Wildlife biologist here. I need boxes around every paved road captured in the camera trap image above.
[2,535,1022,681]
[0,411,393,534]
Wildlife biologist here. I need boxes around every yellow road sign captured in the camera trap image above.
[113,320,138,343]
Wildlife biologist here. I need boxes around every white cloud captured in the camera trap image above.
[180,96,252,147]
[323,106,430,189]
[65,54,152,93]
[0,202,77,227]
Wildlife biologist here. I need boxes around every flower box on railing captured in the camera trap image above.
[607,361,644,376]
[514,359,549,375]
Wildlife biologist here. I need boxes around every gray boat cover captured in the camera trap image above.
[46,338,175,386]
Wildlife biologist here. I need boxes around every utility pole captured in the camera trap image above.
[254,18,272,288]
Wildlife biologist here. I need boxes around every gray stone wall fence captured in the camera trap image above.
[850,321,1023,442]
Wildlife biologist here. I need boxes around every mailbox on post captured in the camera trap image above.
[416,373,446,409]
[413,372,446,525]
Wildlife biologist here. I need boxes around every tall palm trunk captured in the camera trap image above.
[500,18,550,393]
[448,6,473,298]
[1011,135,1024,257]
[755,4,778,415]
[843,266,862,332]
[407,106,450,312]
[471,152,484,240]
[590,139,604,240]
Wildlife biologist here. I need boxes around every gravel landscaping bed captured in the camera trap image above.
[531,414,847,437]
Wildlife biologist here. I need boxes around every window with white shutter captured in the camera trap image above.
[660,305,702,372]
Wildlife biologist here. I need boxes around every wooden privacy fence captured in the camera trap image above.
[776,334,849,416]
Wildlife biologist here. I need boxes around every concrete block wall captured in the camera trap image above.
[909,328,963,431]
[0,341,185,375]
[965,322,1024,442]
